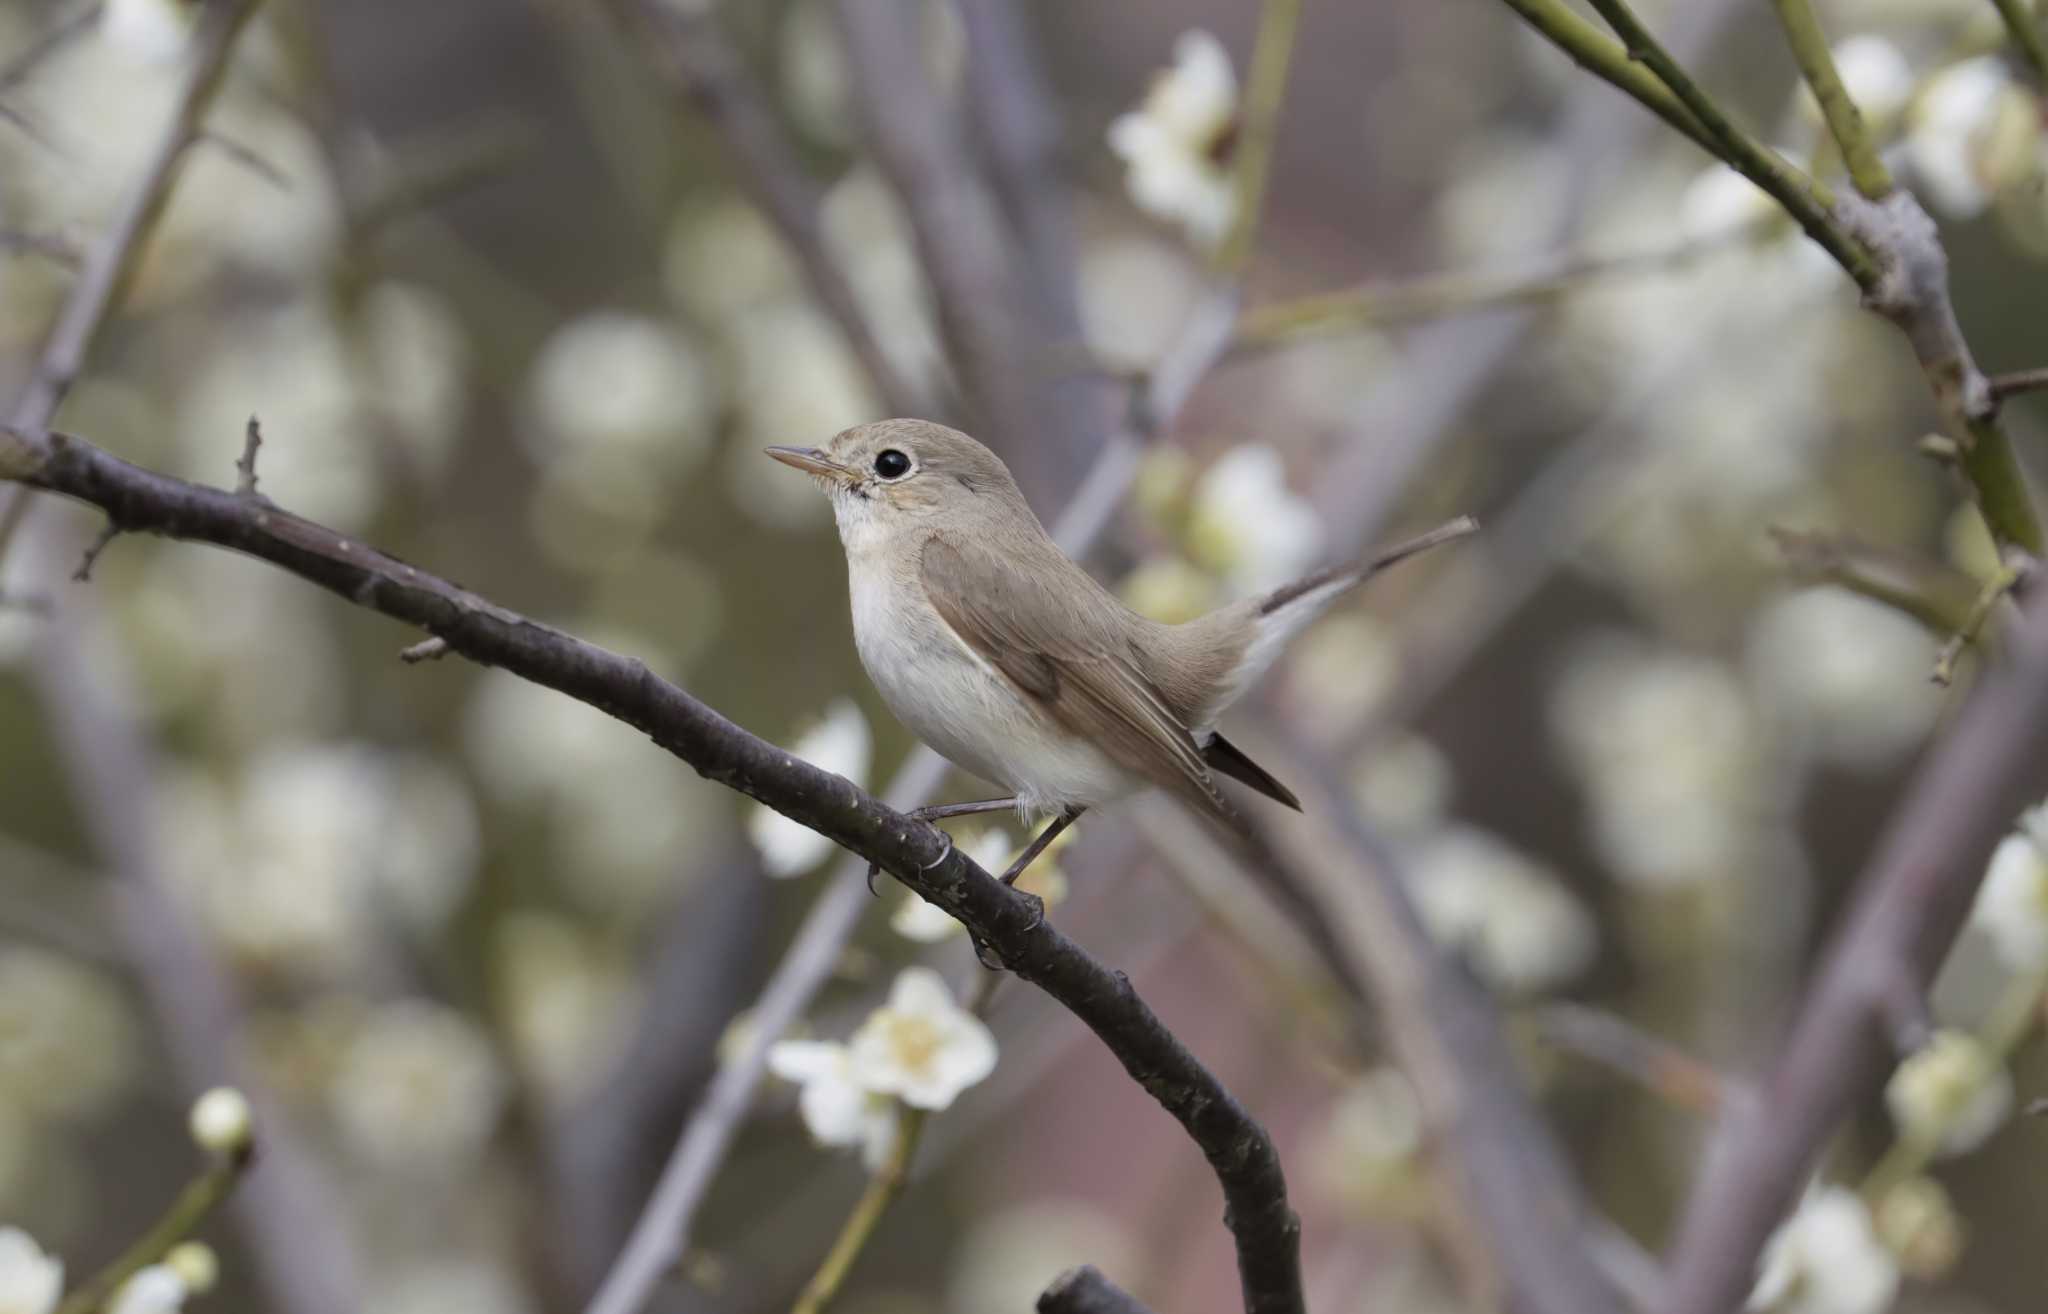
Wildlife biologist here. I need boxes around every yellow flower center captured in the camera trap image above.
[880,1012,943,1076]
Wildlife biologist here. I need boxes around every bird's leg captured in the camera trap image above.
[866,796,1020,894]
[999,806,1084,885]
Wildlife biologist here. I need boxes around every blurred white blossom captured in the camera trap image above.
[1886,1029,2013,1156]
[1186,445,1325,597]
[1307,1067,1427,1216]
[1679,164,1778,243]
[820,169,946,393]
[747,699,873,877]
[327,999,506,1169]
[1749,1186,1898,1314]
[0,1227,61,1314]
[1077,233,1202,370]
[368,1260,537,1314]
[1968,804,2048,973]
[1405,827,1595,994]
[723,300,878,530]
[358,282,471,476]
[1285,614,1400,728]
[1107,31,1238,247]
[1119,555,1218,625]
[188,1087,253,1155]
[1746,587,1941,769]
[1551,639,1768,889]
[848,967,997,1109]
[100,0,195,62]
[161,1245,215,1298]
[664,197,800,321]
[1804,37,1914,128]
[492,912,637,1108]
[107,1266,186,1314]
[1873,1176,1964,1280]
[946,1202,1139,1314]
[524,312,717,476]
[765,1039,901,1170]
[1352,734,1455,837]
[1904,56,2038,217]
[1438,135,1574,263]
[0,947,135,1122]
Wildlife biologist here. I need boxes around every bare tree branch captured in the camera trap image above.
[1661,594,2048,1314]
[2,418,1303,1314]
[602,0,932,419]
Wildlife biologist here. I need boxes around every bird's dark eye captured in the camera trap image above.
[873,449,911,480]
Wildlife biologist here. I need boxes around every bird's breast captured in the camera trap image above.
[846,562,1134,815]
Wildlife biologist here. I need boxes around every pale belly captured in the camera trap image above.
[850,571,1137,817]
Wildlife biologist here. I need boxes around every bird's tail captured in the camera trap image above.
[1186,515,1479,726]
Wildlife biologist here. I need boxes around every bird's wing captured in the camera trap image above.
[920,534,1236,826]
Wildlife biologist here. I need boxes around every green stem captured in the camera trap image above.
[1574,0,1882,287]
[1234,224,1764,347]
[1933,563,2021,686]
[1962,417,2046,556]
[1989,0,2048,81]
[1768,0,1894,199]
[1492,0,1718,155]
[54,1149,252,1314]
[1212,0,1304,276]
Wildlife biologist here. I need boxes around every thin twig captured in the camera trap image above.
[604,0,929,419]
[2,417,1304,1314]
[0,0,262,561]
[1660,592,2048,1314]
[53,1145,254,1314]
[1769,528,1983,636]
[1769,0,1892,198]
[1579,0,1873,283]
[1490,0,1718,155]
[234,416,263,497]
[1234,226,1763,349]
[1213,0,1304,276]
[0,2,100,99]
[1533,1003,1746,1118]
[1932,563,2021,686]
[1989,0,2048,81]
[1990,366,2048,400]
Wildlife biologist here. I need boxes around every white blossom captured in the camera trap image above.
[1352,734,1455,837]
[161,1245,216,1298]
[1678,164,1777,243]
[747,699,873,876]
[523,312,717,474]
[100,0,195,62]
[1406,827,1595,994]
[1185,445,1325,597]
[326,999,506,1169]
[1746,586,1941,769]
[1816,37,1915,126]
[765,1039,901,1170]
[368,1260,538,1314]
[107,1267,187,1314]
[1967,804,2048,972]
[188,1087,253,1155]
[1119,556,1219,625]
[1749,1186,1899,1314]
[847,967,998,1109]
[1873,1176,1964,1281]
[1307,1068,1426,1215]
[0,1228,62,1314]
[1904,56,2037,217]
[1885,1029,2013,1156]
[1107,31,1238,247]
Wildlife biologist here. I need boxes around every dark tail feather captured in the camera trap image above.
[1202,733,1303,811]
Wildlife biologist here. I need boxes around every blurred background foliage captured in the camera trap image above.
[0,0,2045,1311]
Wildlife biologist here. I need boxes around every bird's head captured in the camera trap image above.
[767,419,1027,550]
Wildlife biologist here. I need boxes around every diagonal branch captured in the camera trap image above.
[1661,590,2048,1314]
[1,420,1303,1314]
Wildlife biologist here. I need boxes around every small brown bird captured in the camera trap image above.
[769,419,1474,883]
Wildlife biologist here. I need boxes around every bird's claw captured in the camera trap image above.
[867,828,954,897]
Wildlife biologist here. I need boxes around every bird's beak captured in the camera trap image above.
[765,446,854,485]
